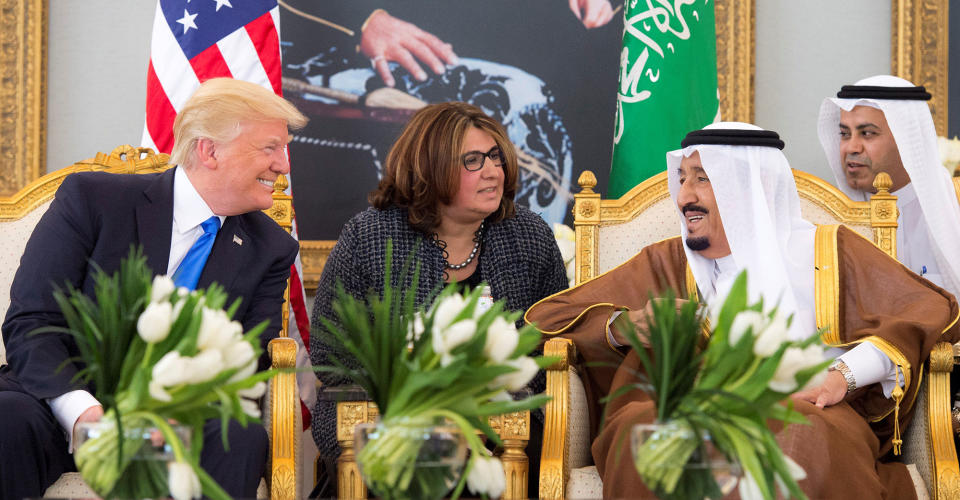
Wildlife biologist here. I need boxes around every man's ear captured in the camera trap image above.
[194,138,218,170]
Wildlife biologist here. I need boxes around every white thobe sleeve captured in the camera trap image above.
[836,342,901,397]
[606,310,625,348]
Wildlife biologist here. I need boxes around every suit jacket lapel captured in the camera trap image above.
[198,215,244,292]
[136,169,176,275]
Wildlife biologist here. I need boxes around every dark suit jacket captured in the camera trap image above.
[0,168,299,401]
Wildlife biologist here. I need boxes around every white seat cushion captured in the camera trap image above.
[567,465,602,500]
[0,200,52,365]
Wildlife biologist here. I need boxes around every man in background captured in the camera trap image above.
[817,74,960,298]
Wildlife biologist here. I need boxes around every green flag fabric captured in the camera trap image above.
[609,0,719,198]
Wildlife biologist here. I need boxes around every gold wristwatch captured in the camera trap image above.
[829,359,857,393]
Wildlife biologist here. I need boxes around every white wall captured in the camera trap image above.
[755,0,891,180]
[46,1,154,172]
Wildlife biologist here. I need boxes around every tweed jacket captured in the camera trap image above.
[310,204,567,457]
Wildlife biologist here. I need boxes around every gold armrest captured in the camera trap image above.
[539,337,578,500]
[335,402,530,499]
[928,341,960,497]
[267,337,300,500]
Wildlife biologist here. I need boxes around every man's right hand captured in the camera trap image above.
[73,405,104,442]
[611,298,689,346]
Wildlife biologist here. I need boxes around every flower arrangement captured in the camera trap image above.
[317,243,552,499]
[937,135,960,176]
[41,249,273,500]
[617,272,828,500]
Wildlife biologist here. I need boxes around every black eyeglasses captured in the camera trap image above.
[461,147,504,171]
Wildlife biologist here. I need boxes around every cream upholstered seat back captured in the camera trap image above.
[574,169,898,283]
[0,202,51,364]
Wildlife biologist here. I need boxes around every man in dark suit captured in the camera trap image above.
[0,78,307,499]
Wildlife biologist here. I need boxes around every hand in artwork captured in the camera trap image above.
[791,369,848,408]
[568,0,616,29]
[611,298,689,347]
[359,9,459,87]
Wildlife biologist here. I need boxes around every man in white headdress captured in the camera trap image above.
[818,74,960,298]
[526,123,959,498]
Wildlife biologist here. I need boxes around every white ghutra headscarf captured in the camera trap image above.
[666,122,817,341]
[817,75,960,297]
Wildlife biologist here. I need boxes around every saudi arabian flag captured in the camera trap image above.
[609,0,719,198]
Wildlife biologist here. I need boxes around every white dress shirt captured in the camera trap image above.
[48,167,225,451]
[894,183,943,288]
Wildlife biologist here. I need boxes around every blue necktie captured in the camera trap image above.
[173,216,221,290]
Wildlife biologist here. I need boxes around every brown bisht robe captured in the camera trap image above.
[525,226,960,499]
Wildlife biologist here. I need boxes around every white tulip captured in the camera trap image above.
[229,359,257,383]
[197,308,239,352]
[137,302,174,343]
[240,398,262,418]
[406,313,425,343]
[489,391,513,403]
[769,345,824,393]
[492,356,539,392]
[168,461,201,500]
[466,455,506,499]
[728,310,766,346]
[484,317,519,363]
[796,345,828,391]
[181,349,224,384]
[738,470,763,500]
[152,352,188,387]
[433,319,477,362]
[774,454,808,496]
[432,294,467,331]
[150,275,176,304]
[222,339,256,370]
[149,379,172,402]
[238,381,266,399]
[753,311,789,357]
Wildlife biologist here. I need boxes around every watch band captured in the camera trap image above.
[829,359,857,392]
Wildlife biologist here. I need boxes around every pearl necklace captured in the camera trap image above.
[439,222,484,270]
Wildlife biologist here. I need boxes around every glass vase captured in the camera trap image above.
[631,421,741,500]
[355,419,468,500]
[74,420,192,499]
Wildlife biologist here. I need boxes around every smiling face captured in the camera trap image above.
[676,151,731,259]
[195,118,291,215]
[440,126,505,225]
[838,106,910,193]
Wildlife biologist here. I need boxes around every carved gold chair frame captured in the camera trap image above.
[0,146,302,500]
[536,169,960,499]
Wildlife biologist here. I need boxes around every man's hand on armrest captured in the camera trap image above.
[48,390,102,452]
[791,370,848,409]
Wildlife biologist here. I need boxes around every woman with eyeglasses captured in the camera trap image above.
[309,101,567,495]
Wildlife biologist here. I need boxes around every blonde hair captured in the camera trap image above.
[170,78,308,166]
[369,101,518,232]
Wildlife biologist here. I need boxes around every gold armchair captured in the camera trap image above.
[0,146,301,500]
[539,169,959,499]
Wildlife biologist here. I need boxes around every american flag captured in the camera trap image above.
[141,0,315,429]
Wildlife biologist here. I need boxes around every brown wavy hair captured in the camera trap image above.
[369,101,518,233]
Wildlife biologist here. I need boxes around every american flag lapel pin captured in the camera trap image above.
[233,234,243,246]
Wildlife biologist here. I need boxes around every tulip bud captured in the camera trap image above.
[168,461,201,500]
[137,302,174,343]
